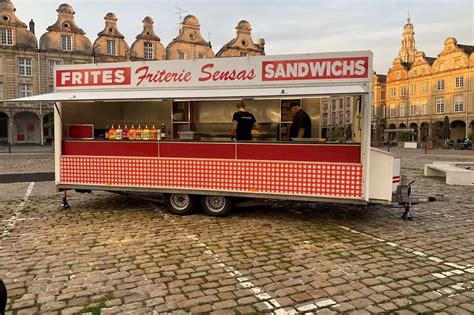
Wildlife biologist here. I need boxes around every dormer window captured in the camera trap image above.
[107,40,116,55]
[0,28,13,46]
[108,28,114,34]
[144,42,153,60]
[63,22,70,30]
[2,15,10,22]
[241,39,248,47]
[61,35,72,51]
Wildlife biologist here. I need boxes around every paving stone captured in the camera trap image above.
[1,150,473,314]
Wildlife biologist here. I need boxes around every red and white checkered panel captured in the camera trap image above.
[60,156,363,198]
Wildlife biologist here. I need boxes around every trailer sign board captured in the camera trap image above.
[54,52,371,90]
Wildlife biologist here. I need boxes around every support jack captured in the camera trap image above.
[401,203,413,220]
[60,190,71,210]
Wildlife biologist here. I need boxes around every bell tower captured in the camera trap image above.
[399,12,416,63]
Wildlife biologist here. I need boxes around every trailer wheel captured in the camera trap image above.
[201,195,232,216]
[165,194,196,215]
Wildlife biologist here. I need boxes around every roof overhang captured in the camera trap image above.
[10,85,369,103]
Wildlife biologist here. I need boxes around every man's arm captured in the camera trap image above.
[231,121,238,139]
[297,128,305,138]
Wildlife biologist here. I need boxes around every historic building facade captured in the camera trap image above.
[0,1,265,144]
[375,16,473,144]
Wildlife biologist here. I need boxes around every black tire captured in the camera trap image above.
[164,193,196,215]
[200,195,232,216]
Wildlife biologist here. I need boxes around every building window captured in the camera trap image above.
[0,28,13,46]
[389,88,396,97]
[395,71,400,80]
[436,80,444,91]
[454,95,464,112]
[338,112,343,124]
[48,60,61,78]
[345,111,351,123]
[412,70,417,76]
[371,105,376,118]
[331,115,336,125]
[421,68,426,75]
[18,57,32,76]
[0,56,2,75]
[178,51,186,59]
[409,104,417,116]
[197,53,206,59]
[389,105,397,117]
[143,42,153,60]
[436,98,445,114]
[400,86,407,96]
[454,59,461,68]
[338,98,343,109]
[0,83,3,101]
[421,82,428,93]
[61,35,72,51]
[439,63,445,71]
[19,84,33,97]
[322,113,328,125]
[400,102,406,116]
[410,84,416,95]
[239,52,248,57]
[381,104,386,118]
[107,40,116,55]
[455,76,464,88]
[422,103,428,115]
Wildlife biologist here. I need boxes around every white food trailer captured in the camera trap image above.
[14,51,401,216]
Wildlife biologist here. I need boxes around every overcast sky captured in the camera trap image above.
[9,0,474,73]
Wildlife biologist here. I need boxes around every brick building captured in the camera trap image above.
[0,0,265,144]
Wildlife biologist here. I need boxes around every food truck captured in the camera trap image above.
[15,51,401,216]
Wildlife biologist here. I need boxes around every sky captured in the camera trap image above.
[8,0,474,73]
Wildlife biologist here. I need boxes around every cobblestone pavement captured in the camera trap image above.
[0,150,473,314]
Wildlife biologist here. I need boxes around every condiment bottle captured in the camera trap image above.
[135,124,142,140]
[150,124,157,141]
[142,124,150,140]
[160,123,166,140]
[128,124,136,140]
[108,124,116,140]
[105,125,109,140]
[122,124,128,140]
[115,124,123,140]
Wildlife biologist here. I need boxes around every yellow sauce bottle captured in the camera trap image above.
[128,124,136,140]
[108,124,116,140]
[115,124,123,140]
[149,124,157,141]
[135,124,142,140]
[142,124,150,140]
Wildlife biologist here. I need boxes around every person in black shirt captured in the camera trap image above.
[231,102,259,141]
[289,101,311,139]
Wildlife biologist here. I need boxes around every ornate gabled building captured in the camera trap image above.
[39,4,93,93]
[381,14,474,144]
[216,20,265,57]
[93,13,129,63]
[166,15,214,60]
[0,0,41,144]
[130,16,166,61]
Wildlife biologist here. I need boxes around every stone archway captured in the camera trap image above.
[399,123,407,129]
[0,112,8,144]
[420,122,429,142]
[13,111,41,144]
[450,120,466,143]
[432,121,444,140]
[321,127,328,139]
[470,121,474,138]
[410,122,418,142]
[43,112,54,144]
[388,123,397,141]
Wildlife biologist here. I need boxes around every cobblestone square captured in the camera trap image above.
[0,148,473,314]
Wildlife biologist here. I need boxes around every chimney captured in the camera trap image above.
[29,19,35,35]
